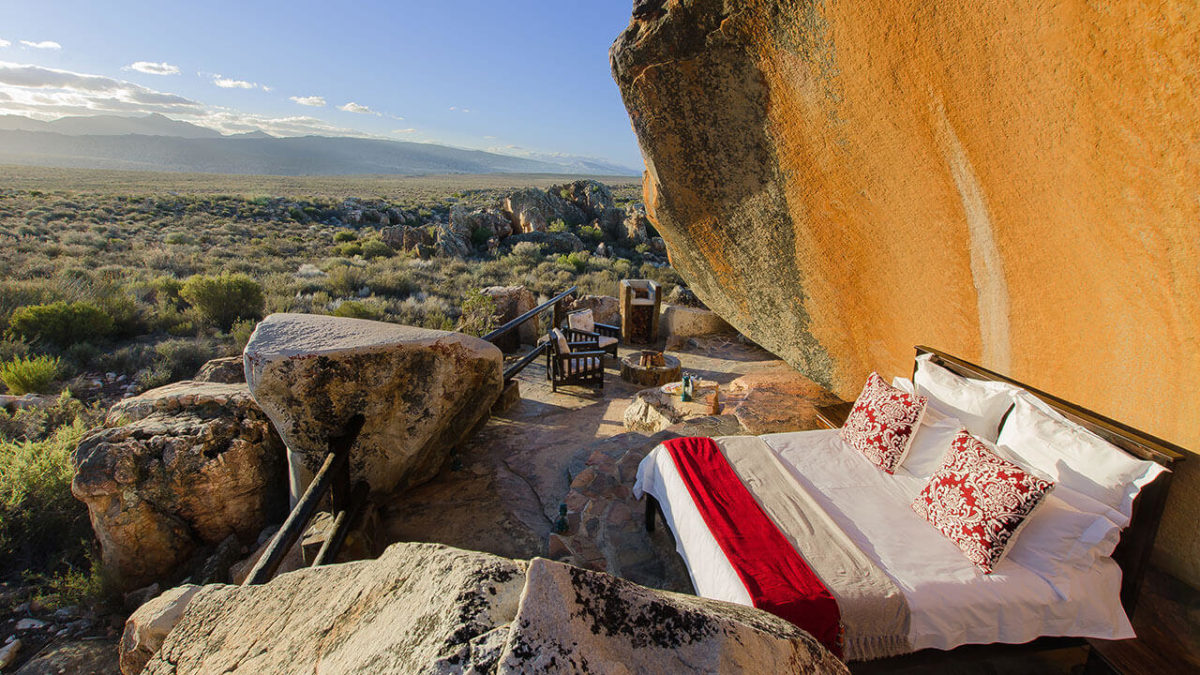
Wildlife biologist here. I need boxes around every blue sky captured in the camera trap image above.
[0,0,643,169]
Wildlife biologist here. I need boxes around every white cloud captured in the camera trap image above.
[0,39,10,48]
[20,41,61,50]
[212,76,255,89]
[338,101,376,114]
[290,95,325,107]
[124,61,180,76]
[393,128,416,133]
[0,61,386,140]
[448,106,471,113]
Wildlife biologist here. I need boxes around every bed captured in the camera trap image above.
[634,346,1184,663]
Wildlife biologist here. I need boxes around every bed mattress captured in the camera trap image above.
[633,429,1134,657]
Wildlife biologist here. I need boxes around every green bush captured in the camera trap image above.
[180,273,265,330]
[231,319,258,350]
[333,230,358,243]
[359,238,393,260]
[548,219,568,233]
[456,289,498,337]
[556,251,590,274]
[0,355,60,395]
[0,418,95,585]
[471,226,492,248]
[332,301,384,320]
[333,241,363,257]
[579,224,604,243]
[509,241,543,262]
[8,301,114,348]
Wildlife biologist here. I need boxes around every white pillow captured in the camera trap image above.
[913,354,1016,442]
[899,405,966,478]
[1003,488,1123,596]
[996,393,1167,527]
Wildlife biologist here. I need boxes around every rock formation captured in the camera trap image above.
[565,294,620,326]
[192,356,244,384]
[244,314,503,497]
[71,382,286,591]
[127,543,845,674]
[612,0,1200,585]
[481,285,539,345]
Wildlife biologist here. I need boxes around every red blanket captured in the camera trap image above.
[663,436,842,656]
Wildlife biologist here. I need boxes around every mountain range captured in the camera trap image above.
[0,114,637,176]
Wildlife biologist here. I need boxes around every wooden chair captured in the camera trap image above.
[546,328,606,392]
[564,309,620,358]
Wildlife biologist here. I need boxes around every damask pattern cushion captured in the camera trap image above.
[840,372,928,473]
[913,430,1055,573]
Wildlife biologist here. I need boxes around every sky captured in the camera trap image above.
[0,0,644,169]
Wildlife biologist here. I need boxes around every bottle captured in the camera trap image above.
[681,374,692,402]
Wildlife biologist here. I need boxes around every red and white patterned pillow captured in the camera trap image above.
[912,430,1055,573]
[840,372,928,473]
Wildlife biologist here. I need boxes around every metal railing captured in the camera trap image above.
[483,286,576,383]
[243,414,367,585]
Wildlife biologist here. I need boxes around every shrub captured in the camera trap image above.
[333,230,358,243]
[509,241,543,262]
[231,319,258,350]
[359,238,393,260]
[579,224,604,243]
[332,301,384,320]
[325,266,366,298]
[471,226,492,248]
[0,355,60,395]
[8,301,114,348]
[0,418,95,584]
[333,241,363,257]
[556,251,590,274]
[548,219,568,233]
[153,338,219,382]
[180,273,265,330]
[456,289,498,337]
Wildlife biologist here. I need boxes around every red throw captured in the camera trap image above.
[663,436,843,657]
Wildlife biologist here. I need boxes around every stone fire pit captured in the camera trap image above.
[619,351,681,387]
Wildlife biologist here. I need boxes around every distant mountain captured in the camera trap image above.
[0,129,640,176]
[0,113,222,138]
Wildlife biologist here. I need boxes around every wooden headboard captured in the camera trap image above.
[913,346,1186,615]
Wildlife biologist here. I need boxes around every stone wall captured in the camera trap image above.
[612,0,1200,585]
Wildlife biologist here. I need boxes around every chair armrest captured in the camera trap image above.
[594,323,620,337]
[566,341,599,350]
[565,328,601,339]
[559,350,607,359]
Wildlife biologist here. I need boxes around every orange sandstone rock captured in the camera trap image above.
[612,0,1200,586]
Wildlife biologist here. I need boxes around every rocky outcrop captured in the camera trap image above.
[71,382,286,591]
[131,543,845,674]
[137,543,529,674]
[503,558,846,674]
[380,224,434,254]
[624,205,651,242]
[612,1,1200,584]
[481,285,539,345]
[502,188,586,234]
[452,205,513,240]
[564,294,620,326]
[244,314,503,496]
[120,585,200,675]
[193,356,244,384]
[660,304,732,339]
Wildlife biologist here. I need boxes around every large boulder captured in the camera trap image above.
[502,188,586,234]
[380,224,434,253]
[193,356,245,384]
[452,205,513,240]
[71,382,286,591]
[136,543,529,674]
[612,1,1200,585]
[501,558,847,674]
[131,543,845,674]
[120,584,201,675]
[565,294,620,326]
[551,179,616,219]
[481,285,539,345]
[244,314,503,497]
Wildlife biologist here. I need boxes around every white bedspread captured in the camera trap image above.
[633,429,1135,655]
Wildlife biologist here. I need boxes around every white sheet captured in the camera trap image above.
[633,429,1135,655]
